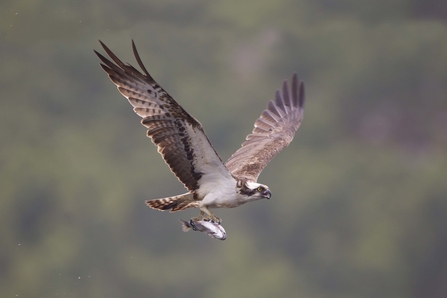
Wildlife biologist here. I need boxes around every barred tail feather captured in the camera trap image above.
[146,193,199,212]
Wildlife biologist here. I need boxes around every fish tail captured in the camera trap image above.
[179,220,192,232]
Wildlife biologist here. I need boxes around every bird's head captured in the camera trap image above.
[239,181,272,201]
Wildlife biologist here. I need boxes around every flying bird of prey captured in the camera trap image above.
[94,41,305,224]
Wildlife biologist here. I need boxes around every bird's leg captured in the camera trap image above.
[196,206,222,224]
[191,211,205,223]
[202,209,222,224]
[204,214,222,224]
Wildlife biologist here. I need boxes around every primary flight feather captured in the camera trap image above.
[94,40,305,223]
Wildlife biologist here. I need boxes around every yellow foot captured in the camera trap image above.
[191,211,205,223]
[204,214,222,224]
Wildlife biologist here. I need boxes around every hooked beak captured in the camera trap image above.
[263,189,272,199]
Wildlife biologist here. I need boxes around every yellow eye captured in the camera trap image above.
[257,186,263,192]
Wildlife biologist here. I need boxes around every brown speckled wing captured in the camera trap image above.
[95,41,229,192]
[225,73,305,182]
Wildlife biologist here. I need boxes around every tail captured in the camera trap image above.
[146,193,199,212]
[179,220,192,232]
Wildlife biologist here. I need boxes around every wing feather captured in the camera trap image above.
[225,73,305,182]
[95,41,231,192]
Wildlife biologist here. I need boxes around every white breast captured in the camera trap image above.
[199,175,243,209]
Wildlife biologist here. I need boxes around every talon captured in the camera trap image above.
[191,211,205,223]
[203,214,222,225]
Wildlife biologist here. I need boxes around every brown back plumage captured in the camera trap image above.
[225,73,305,182]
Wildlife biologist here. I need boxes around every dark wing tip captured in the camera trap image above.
[98,39,106,49]
[95,40,128,70]
[93,49,110,67]
[282,79,290,108]
[94,40,108,63]
[298,80,305,109]
[95,40,156,84]
[275,72,305,112]
[290,72,304,109]
[132,40,153,80]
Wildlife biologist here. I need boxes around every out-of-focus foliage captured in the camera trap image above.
[1,0,447,297]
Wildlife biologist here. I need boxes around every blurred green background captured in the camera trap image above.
[2,0,447,297]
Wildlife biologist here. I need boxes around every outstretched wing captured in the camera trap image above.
[225,73,305,182]
[95,41,231,192]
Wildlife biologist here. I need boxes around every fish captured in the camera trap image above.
[179,219,227,240]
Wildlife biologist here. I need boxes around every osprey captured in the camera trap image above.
[95,41,305,223]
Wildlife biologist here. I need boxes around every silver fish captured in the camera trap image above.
[179,219,227,240]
